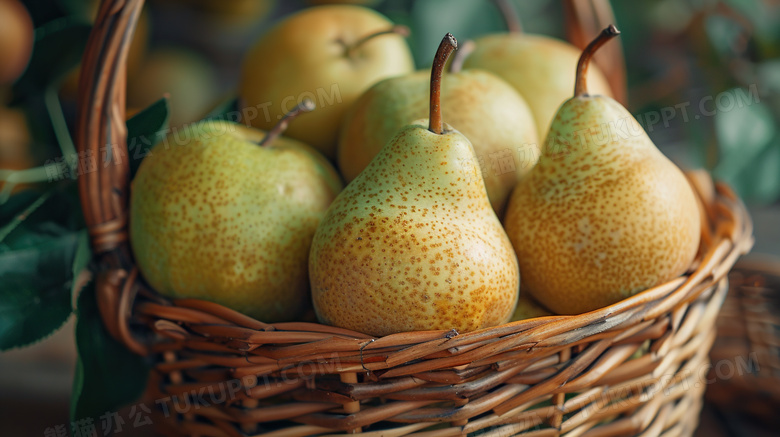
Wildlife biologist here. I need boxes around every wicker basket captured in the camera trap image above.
[75,1,754,436]
[705,256,780,427]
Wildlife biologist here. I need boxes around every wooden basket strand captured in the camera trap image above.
[75,0,147,355]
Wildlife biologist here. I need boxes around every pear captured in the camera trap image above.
[503,26,701,315]
[510,293,552,322]
[127,47,219,129]
[462,0,612,138]
[310,34,519,336]
[338,52,539,216]
[0,105,36,195]
[239,5,414,160]
[130,101,343,322]
[0,0,33,85]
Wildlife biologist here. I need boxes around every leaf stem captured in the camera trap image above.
[0,166,54,204]
[46,80,77,173]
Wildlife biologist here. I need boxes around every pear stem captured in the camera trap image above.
[345,25,410,58]
[448,39,475,74]
[258,100,316,147]
[429,33,458,135]
[492,0,523,34]
[574,24,620,97]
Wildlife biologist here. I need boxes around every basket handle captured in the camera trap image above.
[75,0,147,353]
[563,0,628,106]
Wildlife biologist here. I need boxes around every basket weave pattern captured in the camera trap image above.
[75,1,754,436]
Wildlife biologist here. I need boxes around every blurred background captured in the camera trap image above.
[0,0,778,436]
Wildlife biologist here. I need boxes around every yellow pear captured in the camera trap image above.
[130,102,343,321]
[310,34,519,336]
[0,0,33,85]
[504,26,700,315]
[462,1,612,138]
[127,47,219,129]
[239,5,414,160]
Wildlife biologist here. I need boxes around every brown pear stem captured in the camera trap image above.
[346,25,410,57]
[259,100,315,147]
[429,33,458,135]
[448,39,475,74]
[491,0,523,34]
[574,24,620,97]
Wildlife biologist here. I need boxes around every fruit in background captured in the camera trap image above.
[187,0,275,27]
[127,47,218,128]
[0,0,34,85]
[462,0,612,138]
[503,26,701,315]
[339,52,538,216]
[60,6,150,101]
[239,5,414,160]
[510,293,552,321]
[0,106,35,194]
[130,101,343,322]
[310,34,519,336]
[307,0,380,5]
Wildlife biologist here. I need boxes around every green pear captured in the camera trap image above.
[130,102,343,322]
[462,1,612,138]
[338,59,539,216]
[239,5,414,160]
[310,34,519,336]
[127,47,219,129]
[510,293,553,321]
[503,26,701,315]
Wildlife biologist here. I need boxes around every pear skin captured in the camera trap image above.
[239,5,414,159]
[338,69,539,216]
[503,27,700,315]
[310,121,519,336]
[464,34,612,138]
[130,120,342,322]
[510,293,553,321]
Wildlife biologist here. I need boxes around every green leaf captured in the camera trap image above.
[705,15,744,57]
[126,98,170,179]
[0,186,89,350]
[71,281,149,423]
[729,138,780,204]
[713,96,775,179]
[12,19,92,102]
[201,96,239,123]
[0,191,53,241]
[410,0,505,67]
[0,231,81,350]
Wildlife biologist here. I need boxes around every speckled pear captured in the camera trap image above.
[130,102,342,322]
[338,66,539,216]
[309,34,519,336]
[239,5,414,160]
[504,26,701,315]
